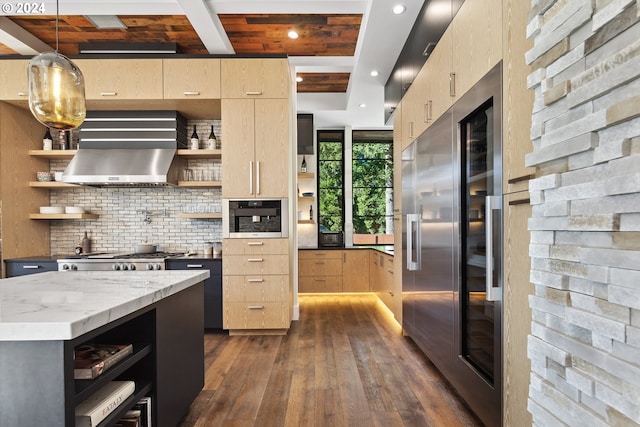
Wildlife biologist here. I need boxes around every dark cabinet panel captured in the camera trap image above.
[166,258,222,329]
[385,0,464,123]
[5,258,58,277]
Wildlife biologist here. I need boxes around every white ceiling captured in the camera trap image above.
[0,0,425,129]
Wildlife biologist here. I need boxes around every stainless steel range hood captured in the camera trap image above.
[62,111,187,186]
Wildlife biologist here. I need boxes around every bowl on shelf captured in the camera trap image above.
[64,206,85,214]
[36,171,53,182]
[39,206,64,214]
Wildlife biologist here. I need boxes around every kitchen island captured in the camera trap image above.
[0,270,209,427]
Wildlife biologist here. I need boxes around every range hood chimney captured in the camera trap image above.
[62,111,187,186]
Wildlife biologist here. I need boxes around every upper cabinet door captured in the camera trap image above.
[451,0,502,102]
[0,60,29,100]
[221,98,255,199]
[75,59,163,100]
[163,58,220,99]
[221,58,289,99]
[254,98,288,198]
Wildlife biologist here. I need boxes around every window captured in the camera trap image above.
[352,131,393,245]
[317,130,344,233]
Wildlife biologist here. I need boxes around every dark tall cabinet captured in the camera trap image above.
[166,258,222,329]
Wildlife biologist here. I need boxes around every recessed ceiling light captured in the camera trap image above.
[296,76,303,82]
[370,70,379,77]
[392,4,406,15]
[359,103,366,108]
[288,30,299,39]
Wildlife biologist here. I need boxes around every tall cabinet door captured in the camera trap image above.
[254,98,289,198]
[222,99,255,199]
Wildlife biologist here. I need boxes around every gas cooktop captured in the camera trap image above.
[60,251,183,260]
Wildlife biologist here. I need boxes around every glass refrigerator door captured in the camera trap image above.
[460,99,496,383]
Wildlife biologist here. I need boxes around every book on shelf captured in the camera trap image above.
[115,408,141,427]
[74,343,134,380]
[132,396,152,427]
[75,380,136,427]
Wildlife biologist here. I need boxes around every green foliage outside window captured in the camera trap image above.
[352,142,393,234]
[318,139,343,232]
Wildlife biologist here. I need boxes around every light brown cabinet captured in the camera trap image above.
[369,251,397,317]
[163,58,221,99]
[298,249,385,294]
[221,98,288,198]
[451,0,503,102]
[298,250,342,293]
[503,190,532,426]
[222,238,290,334]
[221,58,289,99]
[0,60,29,100]
[342,250,370,292]
[74,59,163,100]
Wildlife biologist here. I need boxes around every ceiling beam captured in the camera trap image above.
[177,0,234,54]
[0,17,51,54]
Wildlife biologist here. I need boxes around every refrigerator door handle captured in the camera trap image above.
[485,196,502,302]
[407,214,421,271]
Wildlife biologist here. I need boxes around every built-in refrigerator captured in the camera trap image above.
[402,63,502,427]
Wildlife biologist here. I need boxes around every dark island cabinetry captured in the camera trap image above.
[0,281,204,427]
[4,257,57,277]
[166,258,222,329]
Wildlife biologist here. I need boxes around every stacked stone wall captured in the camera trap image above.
[526,0,640,425]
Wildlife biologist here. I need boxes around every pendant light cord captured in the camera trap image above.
[55,0,59,52]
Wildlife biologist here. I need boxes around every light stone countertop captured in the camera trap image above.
[0,270,209,342]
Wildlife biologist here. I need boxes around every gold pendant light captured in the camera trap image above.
[28,0,86,130]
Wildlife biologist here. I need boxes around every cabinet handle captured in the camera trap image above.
[246,91,263,96]
[314,278,326,281]
[256,161,261,195]
[100,92,118,97]
[424,100,432,122]
[449,73,456,97]
[17,92,27,97]
[343,253,346,262]
[248,278,264,283]
[507,174,535,184]
[183,91,200,96]
[508,198,531,206]
[249,160,254,194]
[388,269,394,274]
[485,196,502,302]
[186,264,203,268]
[409,121,414,139]
[314,253,326,256]
[389,291,394,297]
[314,261,326,264]
[248,305,265,310]
[248,258,264,262]
[248,242,264,246]
[393,217,400,221]
[22,265,40,269]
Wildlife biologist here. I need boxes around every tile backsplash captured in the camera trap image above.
[48,120,222,255]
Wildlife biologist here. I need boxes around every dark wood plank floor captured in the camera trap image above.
[178,294,483,427]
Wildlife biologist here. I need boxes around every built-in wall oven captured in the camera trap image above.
[222,198,288,238]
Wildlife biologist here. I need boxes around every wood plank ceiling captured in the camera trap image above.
[1,14,362,93]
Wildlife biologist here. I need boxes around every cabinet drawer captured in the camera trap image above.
[221,58,289,99]
[298,250,342,260]
[299,276,342,293]
[223,254,289,275]
[223,238,288,255]
[0,60,29,100]
[223,275,288,303]
[74,59,163,100]
[223,302,290,330]
[5,260,58,277]
[163,58,220,99]
[299,258,342,276]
